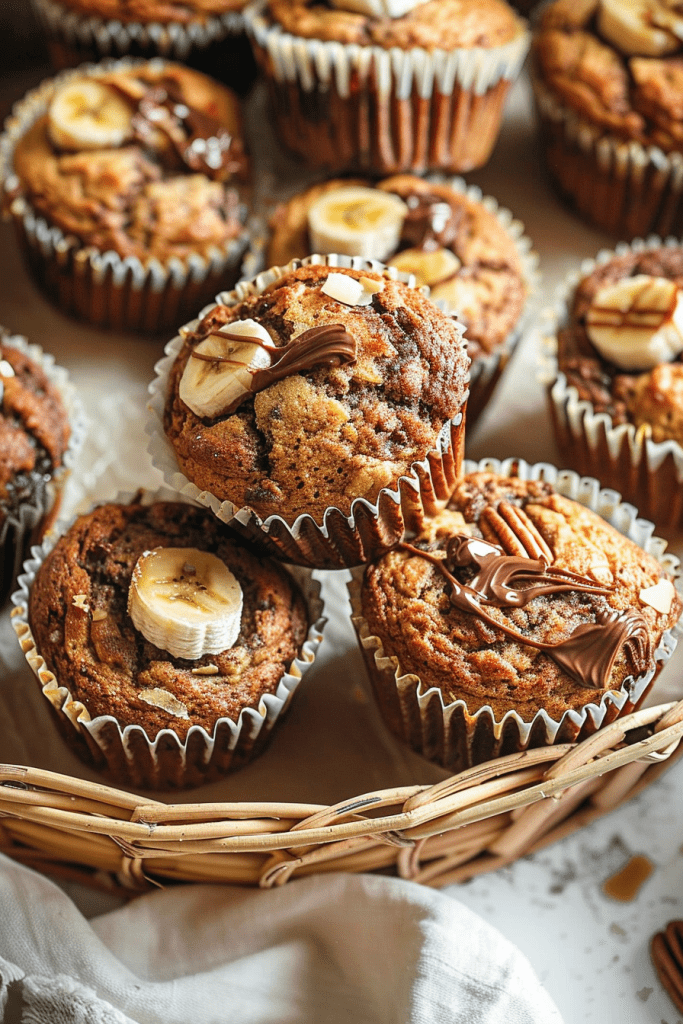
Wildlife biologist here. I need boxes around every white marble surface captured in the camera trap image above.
[1,65,682,1024]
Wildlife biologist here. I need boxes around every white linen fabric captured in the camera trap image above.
[0,855,562,1024]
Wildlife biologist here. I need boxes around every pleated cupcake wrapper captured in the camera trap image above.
[243,0,530,173]
[147,252,468,570]
[0,58,250,334]
[538,235,683,529]
[349,457,683,773]
[0,332,87,603]
[31,0,247,60]
[533,74,683,239]
[10,486,326,791]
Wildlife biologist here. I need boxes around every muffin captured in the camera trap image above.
[265,174,536,425]
[30,0,258,96]
[1,59,250,333]
[149,255,469,569]
[0,329,83,605]
[350,461,682,771]
[533,0,683,238]
[547,237,683,529]
[12,495,324,789]
[243,0,530,175]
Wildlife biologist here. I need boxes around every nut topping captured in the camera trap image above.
[479,502,554,563]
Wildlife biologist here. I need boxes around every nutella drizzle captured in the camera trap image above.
[400,192,459,252]
[401,533,651,690]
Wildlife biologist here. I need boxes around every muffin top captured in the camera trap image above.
[163,262,468,521]
[266,0,524,50]
[0,335,71,528]
[28,500,309,740]
[55,0,249,22]
[10,62,247,263]
[267,175,527,362]
[361,472,681,721]
[535,0,683,151]
[556,244,683,444]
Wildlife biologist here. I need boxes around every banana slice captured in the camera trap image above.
[387,246,461,288]
[48,79,135,151]
[597,0,680,57]
[128,546,243,660]
[307,186,408,262]
[179,319,274,419]
[330,0,425,15]
[586,274,683,370]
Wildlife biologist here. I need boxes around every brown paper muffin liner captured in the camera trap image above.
[10,486,326,791]
[533,74,683,240]
[30,0,258,94]
[349,457,683,773]
[0,331,87,605]
[147,253,468,570]
[539,236,683,530]
[243,0,530,175]
[0,59,250,334]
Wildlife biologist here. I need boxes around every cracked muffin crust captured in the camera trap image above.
[28,500,310,741]
[360,472,681,724]
[55,0,250,23]
[163,262,469,522]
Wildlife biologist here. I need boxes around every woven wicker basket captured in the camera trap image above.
[1,698,682,896]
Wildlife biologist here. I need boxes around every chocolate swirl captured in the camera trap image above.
[402,533,652,690]
[400,192,459,251]
[652,921,683,1014]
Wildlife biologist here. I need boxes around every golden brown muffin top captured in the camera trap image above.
[0,337,70,520]
[362,473,681,721]
[267,174,527,360]
[163,262,468,521]
[28,500,309,740]
[11,62,247,263]
[266,0,524,50]
[53,0,249,24]
[535,0,683,151]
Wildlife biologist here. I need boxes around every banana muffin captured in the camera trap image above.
[533,0,683,237]
[161,261,469,525]
[267,175,531,424]
[353,469,682,769]
[23,498,314,787]
[244,0,529,174]
[2,60,249,332]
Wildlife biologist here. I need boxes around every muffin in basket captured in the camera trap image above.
[1,59,250,333]
[149,256,469,569]
[0,328,83,605]
[548,238,683,530]
[243,0,530,175]
[30,0,258,96]
[533,0,683,238]
[12,496,324,790]
[265,174,535,426]
[350,462,683,772]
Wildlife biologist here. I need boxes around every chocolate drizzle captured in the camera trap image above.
[402,533,652,690]
[400,192,459,252]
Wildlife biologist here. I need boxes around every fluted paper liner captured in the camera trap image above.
[11,487,325,791]
[147,252,468,569]
[243,0,530,174]
[0,59,249,334]
[349,458,683,772]
[539,235,683,529]
[0,331,87,603]
[533,74,683,239]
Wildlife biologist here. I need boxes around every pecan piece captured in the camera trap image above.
[479,502,554,563]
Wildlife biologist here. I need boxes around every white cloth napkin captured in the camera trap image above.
[0,855,562,1024]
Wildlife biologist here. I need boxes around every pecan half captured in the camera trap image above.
[479,502,554,563]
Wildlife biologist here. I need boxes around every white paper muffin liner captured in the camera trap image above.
[245,174,540,427]
[10,486,325,791]
[0,59,250,334]
[538,235,683,530]
[243,0,530,174]
[533,74,683,240]
[31,0,248,61]
[147,252,468,570]
[0,330,87,602]
[349,457,683,772]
